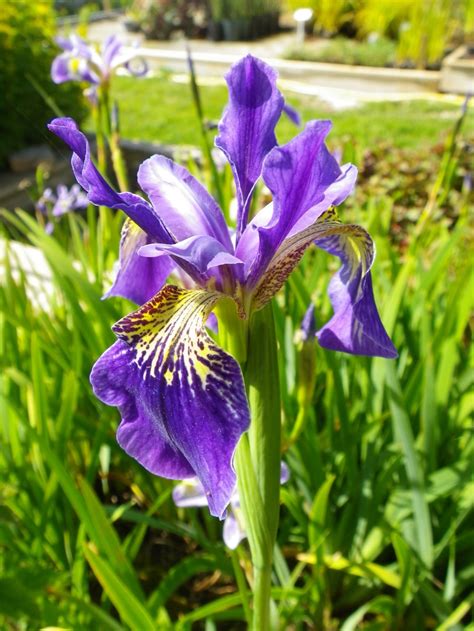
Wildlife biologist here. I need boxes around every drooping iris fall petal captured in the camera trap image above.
[91,285,250,518]
[252,208,397,358]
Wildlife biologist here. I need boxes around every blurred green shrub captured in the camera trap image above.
[356,0,463,68]
[287,0,353,34]
[285,35,396,67]
[287,0,472,68]
[0,0,87,168]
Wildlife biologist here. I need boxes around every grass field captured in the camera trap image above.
[104,74,470,151]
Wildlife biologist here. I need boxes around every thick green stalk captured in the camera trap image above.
[218,300,281,630]
[246,304,282,549]
[245,303,282,630]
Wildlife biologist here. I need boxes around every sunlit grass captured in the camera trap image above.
[104,74,469,151]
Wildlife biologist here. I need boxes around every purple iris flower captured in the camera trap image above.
[51,33,147,89]
[48,55,396,519]
[173,463,290,549]
[36,183,88,233]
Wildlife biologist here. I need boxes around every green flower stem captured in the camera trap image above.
[218,300,282,630]
[92,103,107,174]
[246,304,281,548]
[109,131,129,193]
[99,84,129,192]
[245,303,282,630]
[231,549,252,626]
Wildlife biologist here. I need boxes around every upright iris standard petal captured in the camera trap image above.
[237,121,357,285]
[215,55,284,235]
[104,219,175,305]
[48,118,172,243]
[91,285,250,518]
[138,156,233,250]
[101,34,123,71]
[252,209,397,358]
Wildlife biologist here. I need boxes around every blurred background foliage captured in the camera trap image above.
[0,0,87,167]
[286,0,473,68]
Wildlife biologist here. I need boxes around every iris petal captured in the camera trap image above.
[48,118,171,243]
[252,209,397,358]
[139,234,243,285]
[138,155,232,249]
[239,121,356,285]
[223,512,246,550]
[90,285,250,518]
[172,479,209,508]
[215,55,284,236]
[314,221,397,359]
[104,219,175,305]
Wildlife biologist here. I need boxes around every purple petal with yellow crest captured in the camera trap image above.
[104,219,175,305]
[251,209,396,358]
[237,121,356,285]
[90,285,250,518]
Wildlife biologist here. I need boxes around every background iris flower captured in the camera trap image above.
[51,33,147,93]
[36,183,88,233]
[49,54,396,520]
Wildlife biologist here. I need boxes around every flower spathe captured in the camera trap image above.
[49,54,396,519]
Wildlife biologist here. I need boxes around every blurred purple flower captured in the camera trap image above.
[173,463,290,549]
[49,55,396,519]
[300,303,316,342]
[51,34,147,88]
[36,183,88,232]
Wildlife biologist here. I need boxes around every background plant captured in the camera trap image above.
[285,0,472,68]
[0,0,87,168]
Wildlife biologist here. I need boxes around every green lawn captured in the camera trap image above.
[104,74,471,151]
